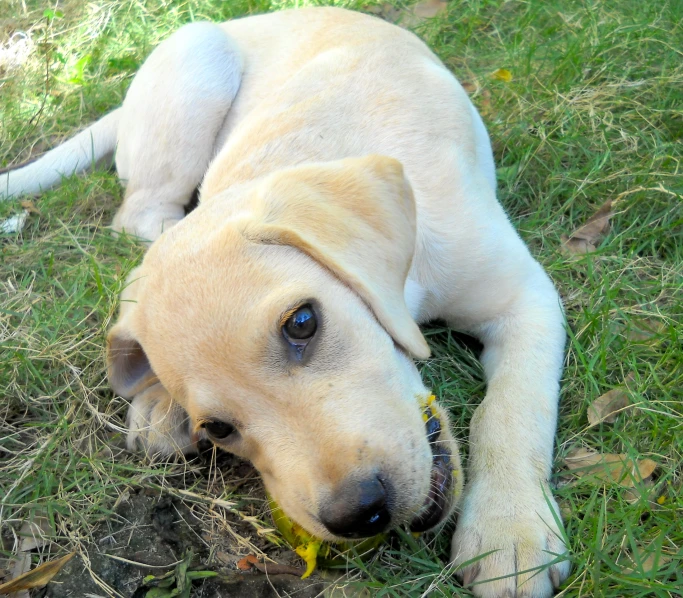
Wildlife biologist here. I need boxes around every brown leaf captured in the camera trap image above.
[623,478,656,505]
[626,317,667,341]
[17,515,53,552]
[7,554,30,598]
[558,501,572,521]
[400,0,447,28]
[587,388,632,426]
[562,200,614,254]
[19,200,41,215]
[0,553,74,594]
[564,448,657,487]
[621,544,671,575]
[236,554,258,571]
[461,81,477,94]
[366,3,403,23]
[9,554,31,584]
[479,88,492,115]
[411,0,447,19]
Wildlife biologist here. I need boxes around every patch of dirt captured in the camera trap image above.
[39,454,328,598]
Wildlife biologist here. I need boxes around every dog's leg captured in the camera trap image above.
[417,152,570,594]
[439,244,571,597]
[449,270,570,597]
[111,267,196,456]
[112,22,242,242]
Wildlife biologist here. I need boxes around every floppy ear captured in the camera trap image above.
[107,268,158,398]
[243,155,430,359]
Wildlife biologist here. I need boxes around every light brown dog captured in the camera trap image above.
[1,8,570,597]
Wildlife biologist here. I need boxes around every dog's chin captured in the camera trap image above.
[408,398,459,533]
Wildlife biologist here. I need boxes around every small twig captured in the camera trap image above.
[251,560,307,577]
[102,554,184,569]
[27,12,54,128]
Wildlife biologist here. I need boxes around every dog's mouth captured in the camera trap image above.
[409,396,456,533]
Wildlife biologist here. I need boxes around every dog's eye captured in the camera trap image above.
[283,305,317,341]
[203,420,235,440]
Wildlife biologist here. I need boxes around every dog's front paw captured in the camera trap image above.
[451,479,570,598]
[126,383,197,457]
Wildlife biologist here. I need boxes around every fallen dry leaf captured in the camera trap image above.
[364,3,403,23]
[479,88,492,115]
[587,388,632,426]
[621,544,671,575]
[10,555,30,578]
[562,200,614,254]
[409,0,447,20]
[564,448,656,488]
[8,553,31,598]
[626,317,667,341]
[19,200,41,215]
[558,501,572,521]
[236,554,258,571]
[461,81,477,94]
[491,68,513,82]
[17,515,53,552]
[622,477,655,505]
[385,0,447,28]
[0,552,74,594]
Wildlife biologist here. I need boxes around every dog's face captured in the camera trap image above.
[108,156,462,540]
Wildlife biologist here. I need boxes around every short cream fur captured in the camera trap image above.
[1,8,570,597]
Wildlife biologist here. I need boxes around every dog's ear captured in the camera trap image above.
[243,155,430,359]
[107,268,158,398]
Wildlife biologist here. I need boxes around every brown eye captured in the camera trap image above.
[283,305,317,341]
[204,420,235,440]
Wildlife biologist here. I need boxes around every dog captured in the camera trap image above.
[1,8,570,597]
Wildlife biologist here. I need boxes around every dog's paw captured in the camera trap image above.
[112,199,183,244]
[126,383,197,457]
[451,479,570,598]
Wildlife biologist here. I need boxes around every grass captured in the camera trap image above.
[1,0,681,596]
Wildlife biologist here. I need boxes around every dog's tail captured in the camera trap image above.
[0,108,121,200]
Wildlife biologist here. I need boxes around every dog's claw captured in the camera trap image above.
[460,561,481,587]
[549,562,562,588]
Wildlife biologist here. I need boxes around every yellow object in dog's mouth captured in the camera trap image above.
[410,394,461,531]
[269,394,456,578]
[268,498,385,579]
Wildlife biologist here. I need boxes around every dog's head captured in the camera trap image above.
[107,155,462,540]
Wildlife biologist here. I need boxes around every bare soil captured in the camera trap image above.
[38,453,328,598]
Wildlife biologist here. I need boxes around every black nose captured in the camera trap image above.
[319,476,391,539]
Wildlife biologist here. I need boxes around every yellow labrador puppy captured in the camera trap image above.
[1,8,570,597]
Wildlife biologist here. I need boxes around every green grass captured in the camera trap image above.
[1,0,681,596]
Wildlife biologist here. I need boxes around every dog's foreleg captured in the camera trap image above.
[112,22,243,242]
[450,267,571,598]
